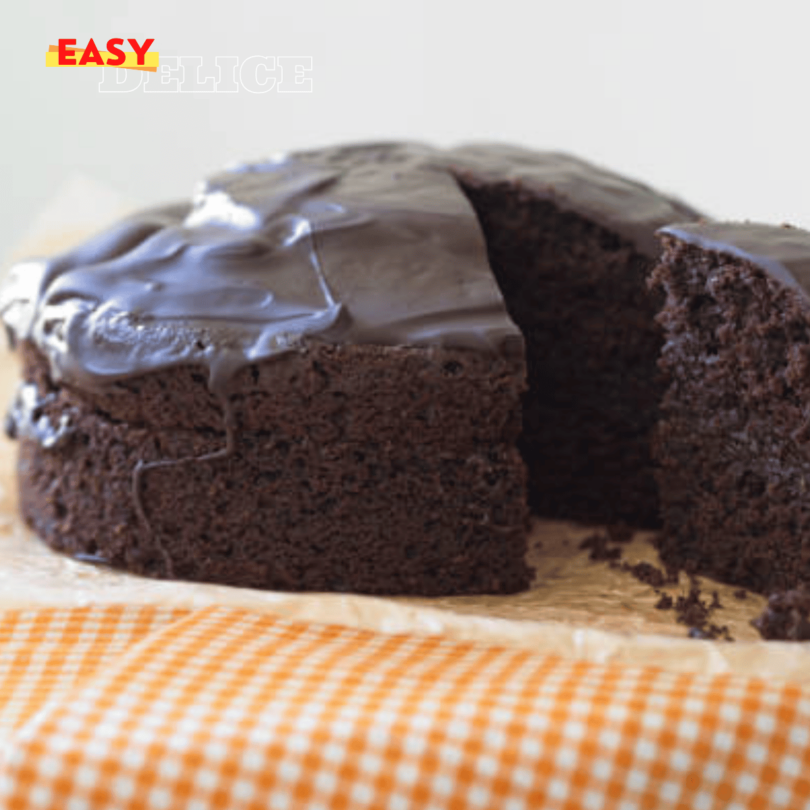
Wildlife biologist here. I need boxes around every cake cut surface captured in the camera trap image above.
[1,141,699,594]
[450,145,699,526]
[652,222,810,594]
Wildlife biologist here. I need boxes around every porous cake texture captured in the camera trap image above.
[450,146,699,525]
[652,222,810,594]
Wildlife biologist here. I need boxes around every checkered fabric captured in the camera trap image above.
[0,605,807,809]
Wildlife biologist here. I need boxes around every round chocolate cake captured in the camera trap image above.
[0,142,698,595]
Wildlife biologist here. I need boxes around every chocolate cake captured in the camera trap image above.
[0,142,697,595]
[652,222,810,594]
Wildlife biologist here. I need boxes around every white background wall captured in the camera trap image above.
[3,0,810,262]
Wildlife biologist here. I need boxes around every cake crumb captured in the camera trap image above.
[654,593,673,610]
[621,561,667,588]
[581,530,733,640]
[579,531,622,561]
[606,523,634,544]
[752,587,810,641]
[673,581,733,641]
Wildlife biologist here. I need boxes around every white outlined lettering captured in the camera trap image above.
[143,56,183,93]
[98,56,313,93]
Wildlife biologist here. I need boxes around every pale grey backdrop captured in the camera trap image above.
[3,0,810,262]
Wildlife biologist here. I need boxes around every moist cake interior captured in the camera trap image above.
[455,175,665,527]
[652,233,810,593]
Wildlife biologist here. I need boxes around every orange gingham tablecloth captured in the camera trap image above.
[0,605,806,809]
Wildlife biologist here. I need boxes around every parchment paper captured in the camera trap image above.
[2,178,808,682]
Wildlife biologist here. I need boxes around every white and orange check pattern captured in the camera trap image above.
[0,605,806,809]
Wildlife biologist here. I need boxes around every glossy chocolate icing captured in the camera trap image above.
[450,144,700,257]
[659,222,810,299]
[1,142,696,394]
[4,383,74,450]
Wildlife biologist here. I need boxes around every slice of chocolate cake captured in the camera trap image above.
[1,141,699,595]
[652,222,810,594]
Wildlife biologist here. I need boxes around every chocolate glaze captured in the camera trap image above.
[1,142,697,396]
[4,383,74,450]
[1,144,523,394]
[659,222,810,299]
[449,144,701,257]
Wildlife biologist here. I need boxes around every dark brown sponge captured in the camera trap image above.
[455,176,666,527]
[652,231,810,594]
[14,341,531,595]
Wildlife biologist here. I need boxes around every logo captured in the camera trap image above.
[46,39,313,93]
[47,39,158,71]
